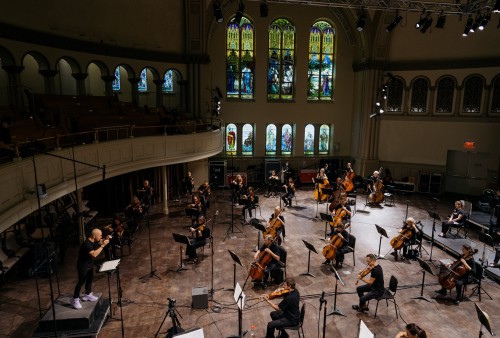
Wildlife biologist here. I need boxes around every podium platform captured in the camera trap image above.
[33,293,109,337]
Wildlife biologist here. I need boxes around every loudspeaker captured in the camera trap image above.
[192,286,208,309]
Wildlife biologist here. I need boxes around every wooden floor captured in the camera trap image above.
[1,187,499,338]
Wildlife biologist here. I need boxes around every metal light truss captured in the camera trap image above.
[249,0,496,15]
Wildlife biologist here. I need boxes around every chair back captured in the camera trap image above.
[348,234,356,250]
[254,195,260,204]
[278,245,287,264]
[389,275,398,294]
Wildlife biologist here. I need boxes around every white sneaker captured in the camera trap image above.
[82,292,99,302]
[71,298,82,309]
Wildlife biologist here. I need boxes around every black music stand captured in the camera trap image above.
[475,303,495,338]
[226,250,243,292]
[171,233,190,272]
[320,213,333,241]
[300,239,318,278]
[99,259,121,319]
[139,208,161,282]
[412,257,434,303]
[313,177,326,220]
[374,224,389,259]
[427,210,441,264]
[327,266,346,317]
[251,219,266,252]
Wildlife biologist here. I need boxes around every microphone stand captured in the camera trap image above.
[319,292,327,338]
[139,208,161,282]
[428,197,440,265]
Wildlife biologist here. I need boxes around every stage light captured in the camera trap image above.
[435,13,446,28]
[357,11,366,32]
[494,0,500,13]
[479,13,490,30]
[213,3,224,23]
[420,16,433,33]
[470,15,482,33]
[260,1,268,17]
[463,15,473,36]
[234,2,245,24]
[415,12,428,29]
[386,14,402,32]
[376,102,381,107]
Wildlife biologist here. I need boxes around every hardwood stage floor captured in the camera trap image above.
[0,188,499,337]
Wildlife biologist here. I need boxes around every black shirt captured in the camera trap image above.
[258,242,280,263]
[452,209,466,226]
[334,204,351,220]
[332,229,349,248]
[77,239,99,269]
[370,265,384,293]
[278,289,300,324]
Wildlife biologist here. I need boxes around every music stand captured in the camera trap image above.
[300,239,318,278]
[412,257,434,303]
[475,303,495,338]
[171,233,191,272]
[427,210,441,264]
[374,224,389,259]
[327,266,346,317]
[320,213,333,241]
[251,219,266,252]
[226,250,243,292]
[99,259,121,319]
[227,282,248,338]
[313,177,325,220]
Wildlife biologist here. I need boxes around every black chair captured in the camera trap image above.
[374,275,398,319]
[448,213,468,238]
[248,195,261,219]
[270,245,287,284]
[343,234,356,266]
[279,303,305,338]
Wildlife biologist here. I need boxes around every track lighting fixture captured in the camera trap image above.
[357,10,366,32]
[260,1,268,17]
[234,1,245,24]
[435,13,446,28]
[415,11,429,29]
[479,13,490,30]
[463,15,473,36]
[420,16,433,33]
[494,0,500,13]
[385,14,402,32]
[213,2,224,23]
[470,15,481,33]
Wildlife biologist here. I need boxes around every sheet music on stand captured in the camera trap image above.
[173,327,205,338]
[99,259,121,272]
[233,283,246,311]
[357,319,375,338]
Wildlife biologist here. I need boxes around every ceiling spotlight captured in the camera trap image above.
[494,0,500,13]
[386,14,402,32]
[260,1,268,17]
[435,13,446,28]
[479,13,490,30]
[470,15,481,33]
[416,12,429,29]
[213,3,224,23]
[370,112,379,118]
[234,2,245,24]
[420,16,433,33]
[463,15,473,36]
[376,102,381,107]
[357,11,366,32]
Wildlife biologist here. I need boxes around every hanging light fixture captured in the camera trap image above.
[234,1,245,24]
[435,12,446,28]
[420,15,433,33]
[479,13,490,30]
[213,2,224,23]
[493,0,500,13]
[415,11,429,29]
[260,0,268,17]
[357,9,367,32]
[463,15,473,36]
[386,13,402,32]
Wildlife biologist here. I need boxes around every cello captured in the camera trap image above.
[438,248,478,290]
[323,223,351,260]
[369,166,384,204]
[249,238,278,280]
[329,186,347,212]
[263,208,285,239]
[389,227,413,251]
[314,169,330,202]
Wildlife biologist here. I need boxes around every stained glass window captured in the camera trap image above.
[387,78,403,113]
[304,124,315,155]
[491,76,500,114]
[163,70,174,93]
[462,76,483,113]
[267,19,295,100]
[410,78,428,113]
[226,17,255,99]
[266,124,277,156]
[226,124,237,156]
[307,21,335,101]
[242,124,253,156]
[112,67,120,91]
[281,124,293,155]
[139,69,147,92]
[435,76,455,113]
[319,124,330,154]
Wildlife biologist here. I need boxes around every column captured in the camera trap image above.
[428,86,436,116]
[72,73,88,96]
[178,79,188,112]
[162,165,169,215]
[153,79,165,108]
[101,75,115,97]
[38,69,58,94]
[128,77,140,106]
[1,65,24,112]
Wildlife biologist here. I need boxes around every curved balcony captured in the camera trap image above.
[0,121,224,233]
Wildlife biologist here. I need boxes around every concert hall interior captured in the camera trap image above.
[0,0,499,337]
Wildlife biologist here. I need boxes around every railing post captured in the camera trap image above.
[55,135,61,150]
[93,129,99,144]
[163,125,167,136]
[130,125,135,138]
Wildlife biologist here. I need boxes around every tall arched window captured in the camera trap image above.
[387,78,403,113]
[242,124,254,156]
[319,124,330,154]
[410,78,429,113]
[304,124,315,155]
[491,75,500,114]
[307,21,335,101]
[266,124,277,156]
[281,124,293,155]
[163,69,174,93]
[112,67,121,91]
[226,124,237,155]
[139,69,147,92]
[462,76,483,113]
[226,17,255,99]
[435,76,455,113]
[268,19,295,100]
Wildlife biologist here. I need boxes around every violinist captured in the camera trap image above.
[103,215,129,259]
[125,196,144,232]
[329,198,351,235]
[264,278,300,338]
[281,177,296,207]
[188,195,205,225]
[435,244,477,305]
[323,222,350,269]
[186,215,210,264]
[139,179,154,208]
[394,323,427,338]
[197,181,211,209]
[268,206,286,243]
[253,235,281,289]
[283,161,293,182]
[184,171,194,197]
[352,254,384,313]
[266,170,280,198]
[439,200,465,238]
[231,174,244,204]
[241,186,255,224]
[391,217,419,262]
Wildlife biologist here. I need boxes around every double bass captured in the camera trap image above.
[438,249,477,290]
[323,223,351,260]
[369,166,384,204]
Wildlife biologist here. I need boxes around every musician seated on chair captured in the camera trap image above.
[439,200,465,238]
[266,170,280,197]
[186,216,210,264]
[197,181,211,209]
[391,217,419,262]
[352,254,384,313]
[103,215,130,259]
[125,196,144,232]
[329,198,352,235]
[140,179,154,207]
[395,323,427,338]
[269,206,286,244]
[281,177,295,207]
[231,174,244,203]
[254,235,281,289]
[264,278,300,338]
[241,186,255,224]
[323,222,350,269]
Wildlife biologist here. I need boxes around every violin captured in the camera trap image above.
[323,223,351,260]
[265,286,291,299]
[438,249,478,290]
[263,209,286,239]
[355,263,375,285]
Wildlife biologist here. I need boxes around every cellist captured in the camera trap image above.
[267,206,286,243]
[367,170,384,204]
[253,235,281,289]
[329,198,352,235]
[390,217,419,262]
[323,222,350,269]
